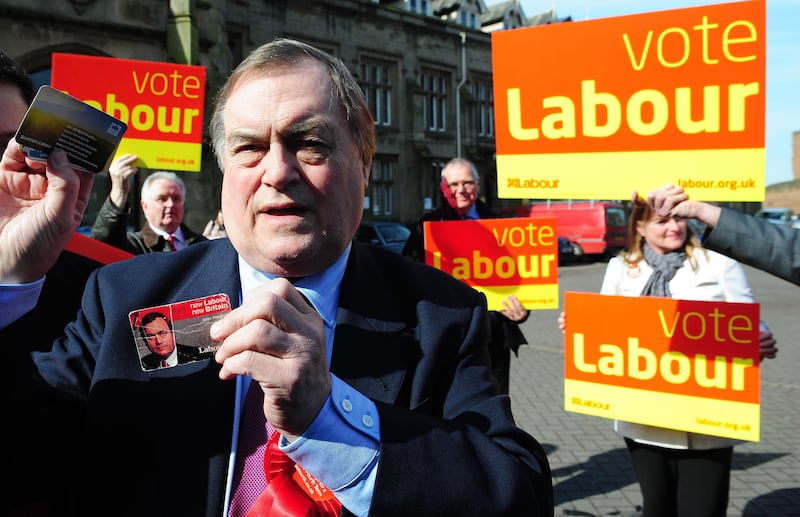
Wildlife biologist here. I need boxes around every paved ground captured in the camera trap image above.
[509,261,800,516]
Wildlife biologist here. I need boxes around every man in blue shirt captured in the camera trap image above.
[0,39,553,516]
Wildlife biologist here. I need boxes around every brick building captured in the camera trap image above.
[762,130,800,214]
[1,0,792,228]
[1,0,553,229]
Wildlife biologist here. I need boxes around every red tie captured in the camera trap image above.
[247,434,342,517]
[229,383,342,517]
[167,234,177,251]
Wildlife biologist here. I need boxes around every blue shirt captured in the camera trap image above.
[226,245,381,516]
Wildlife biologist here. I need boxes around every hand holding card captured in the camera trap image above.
[14,86,127,174]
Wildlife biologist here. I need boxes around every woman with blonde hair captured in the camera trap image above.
[561,192,777,517]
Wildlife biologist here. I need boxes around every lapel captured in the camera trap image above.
[330,244,417,406]
[144,241,418,405]
[150,239,242,308]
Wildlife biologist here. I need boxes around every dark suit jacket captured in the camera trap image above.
[23,238,552,516]
[3,250,102,516]
[90,197,207,254]
[704,207,800,286]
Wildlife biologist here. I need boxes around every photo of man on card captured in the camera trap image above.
[134,310,204,370]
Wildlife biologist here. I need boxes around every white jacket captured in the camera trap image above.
[600,249,756,449]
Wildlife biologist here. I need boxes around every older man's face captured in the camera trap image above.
[441,162,479,216]
[220,61,369,277]
[140,178,184,235]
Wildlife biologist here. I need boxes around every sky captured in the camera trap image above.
[519,0,799,187]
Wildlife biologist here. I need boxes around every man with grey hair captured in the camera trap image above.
[91,153,206,253]
[0,38,552,515]
[403,157,531,395]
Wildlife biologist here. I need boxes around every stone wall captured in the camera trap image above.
[764,179,800,213]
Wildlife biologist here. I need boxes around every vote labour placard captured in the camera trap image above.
[51,53,206,172]
[492,0,766,202]
[564,292,761,441]
[423,217,559,310]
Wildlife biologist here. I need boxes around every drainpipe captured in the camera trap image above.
[456,31,467,158]
[167,0,197,64]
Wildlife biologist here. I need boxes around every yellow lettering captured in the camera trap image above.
[581,80,621,138]
[728,82,759,132]
[675,85,720,134]
[507,88,539,140]
[573,333,597,373]
[597,344,624,376]
[723,20,757,62]
[628,337,657,380]
[657,310,680,338]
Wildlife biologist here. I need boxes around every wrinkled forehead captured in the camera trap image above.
[444,164,476,182]
[227,65,343,128]
[231,59,333,101]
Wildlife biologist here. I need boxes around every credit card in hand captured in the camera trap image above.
[14,85,127,173]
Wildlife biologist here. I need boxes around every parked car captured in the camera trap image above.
[356,220,411,254]
[558,236,579,264]
[754,207,796,226]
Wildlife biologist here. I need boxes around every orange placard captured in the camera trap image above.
[51,54,206,172]
[492,0,766,201]
[423,217,559,310]
[564,292,761,441]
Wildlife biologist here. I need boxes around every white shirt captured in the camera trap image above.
[150,224,185,250]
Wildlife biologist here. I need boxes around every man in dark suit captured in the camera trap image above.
[90,155,207,254]
[0,39,553,516]
[403,157,530,395]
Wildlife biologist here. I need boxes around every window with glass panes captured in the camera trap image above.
[418,69,448,132]
[472,79,494,137]
[360,59,393,127]
[370,156,396,216]
[430,159,448,204]
[408,0,429,15]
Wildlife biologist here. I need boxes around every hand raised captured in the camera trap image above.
[107,153,138,208]
[0,142,93,283]
[499,294,528,322]
[212,278,331,440]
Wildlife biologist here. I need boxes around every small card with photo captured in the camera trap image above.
[128,294,232,372]
[14,85,127,174]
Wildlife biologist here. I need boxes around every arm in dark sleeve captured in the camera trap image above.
[703,207,800,286]
[369,298,552,516]
[90,197,132,252]
[401,218,425,263]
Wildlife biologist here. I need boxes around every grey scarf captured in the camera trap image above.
[640,242,686,297]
